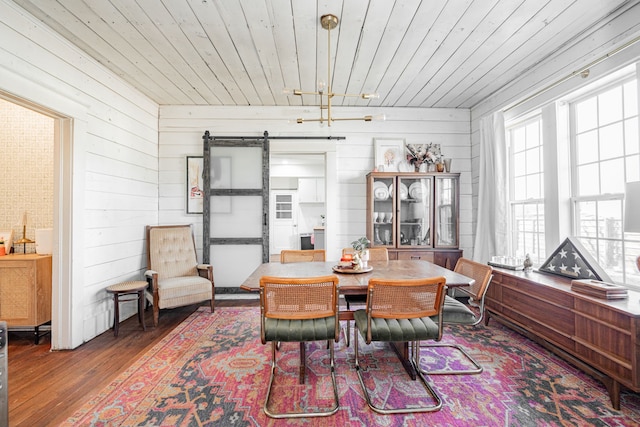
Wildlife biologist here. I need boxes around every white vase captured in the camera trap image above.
[443,158,452,172]
[360,249,370,268]
[419,163,428,173]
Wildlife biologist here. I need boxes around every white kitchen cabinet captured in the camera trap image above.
[298,178,325,203]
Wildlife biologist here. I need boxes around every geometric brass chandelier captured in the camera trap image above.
[285,14,384,126]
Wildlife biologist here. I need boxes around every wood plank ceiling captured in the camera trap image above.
[12,0,636,108]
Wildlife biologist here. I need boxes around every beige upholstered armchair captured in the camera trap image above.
[145,225,214,327]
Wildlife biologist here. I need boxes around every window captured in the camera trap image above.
[507,116,545,264]
[504,64,639,287]
[570,76,639,284]
[275,194,293,219]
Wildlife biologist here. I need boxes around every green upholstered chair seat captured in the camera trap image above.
[438,295,476,324]
[354,309,440,342]
[264,316,336,342]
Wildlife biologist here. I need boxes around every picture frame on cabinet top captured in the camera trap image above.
[374,138,405,172]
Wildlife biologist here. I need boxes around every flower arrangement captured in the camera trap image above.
[351,237,370,252]
[349,237,371,270]
[406,143,442,169]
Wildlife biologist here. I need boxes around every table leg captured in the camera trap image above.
[339,310,355,347]
[341,308,417,378]
[390,342,417,380]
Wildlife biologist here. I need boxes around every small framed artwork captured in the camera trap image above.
[186,156,204,214]
[374,138,405,172]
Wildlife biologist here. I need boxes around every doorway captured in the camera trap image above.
[0,91,74,350]
[269,153,326,258]
[0,97,55,346]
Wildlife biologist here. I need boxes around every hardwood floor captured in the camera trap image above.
[7,300,258,427]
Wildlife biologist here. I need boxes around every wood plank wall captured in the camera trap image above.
[159,105,472,287]
[0,0,159,348]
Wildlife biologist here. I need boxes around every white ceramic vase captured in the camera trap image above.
[360,249,370,268]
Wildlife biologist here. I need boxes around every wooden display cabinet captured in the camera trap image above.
[366,172,462,269]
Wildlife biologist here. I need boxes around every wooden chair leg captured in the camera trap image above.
[152,305,159,327]
[137,290,146,331]
[112,292,120,337]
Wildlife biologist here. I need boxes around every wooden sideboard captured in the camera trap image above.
[0,254,52,342]
[485,267,640,409]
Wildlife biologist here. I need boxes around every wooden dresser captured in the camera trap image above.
[485,267,640,409]
[0,254,52,341]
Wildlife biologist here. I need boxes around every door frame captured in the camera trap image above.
[0,86,83,350]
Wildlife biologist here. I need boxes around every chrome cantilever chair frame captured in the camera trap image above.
[354,276,447,414]
[260,274,340,419]
[421,257,493,375]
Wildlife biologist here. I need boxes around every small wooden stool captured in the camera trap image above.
[106,280,148,337]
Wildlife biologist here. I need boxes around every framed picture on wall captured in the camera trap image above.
[186,156,203,214]
[374,138,405,172]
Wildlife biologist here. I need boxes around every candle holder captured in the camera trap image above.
[14,224,35,254]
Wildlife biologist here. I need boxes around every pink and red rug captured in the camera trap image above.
[62,306,640,426]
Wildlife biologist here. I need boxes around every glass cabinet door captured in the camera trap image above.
[398,175,432,248]
[370,175,395,247]
[434,176,459,248]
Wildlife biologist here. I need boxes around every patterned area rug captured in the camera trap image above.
[62,307,640,426]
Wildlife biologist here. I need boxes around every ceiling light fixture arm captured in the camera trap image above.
[286,13,382,126]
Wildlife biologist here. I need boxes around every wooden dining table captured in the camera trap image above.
[240,259,474,299]
[240,259,475,379]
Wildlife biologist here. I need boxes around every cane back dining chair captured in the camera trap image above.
[421,257,493,375]
[259,274,340,419]
[343,246,389,346]
[144,225,214,327]
[279,249,326,263]
[341,246,389,260]
[354,276,447,414]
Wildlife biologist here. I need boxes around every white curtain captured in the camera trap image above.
[473,111,508,264]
